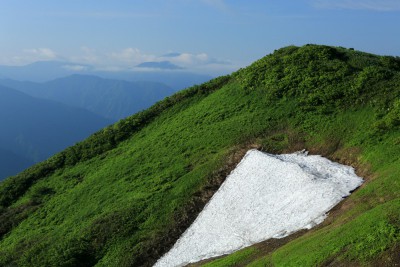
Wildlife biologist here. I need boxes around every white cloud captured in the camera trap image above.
[165,52,209,65]
[155,52,234,74]
[312,0,400,11]
[0,46,235,74]
[68,47,157,68]
[2,48,59,65]
[74,46,99,64]
[109,48,156,64]
[23,48,57,60]
[160,52,232,66]
[62,65,89,71]
[105,49,231,71]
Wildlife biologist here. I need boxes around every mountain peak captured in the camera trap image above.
[0,45,399,266]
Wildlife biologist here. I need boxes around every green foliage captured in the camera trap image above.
[202,247,258,267]
[372,99,400,135]
[0,202,38,239]
[260,133,289,153]
[0,45,399,266]
[385,99,400,127]
[30,186,55,205]
[0,75,230,208]
[268,200,400,266]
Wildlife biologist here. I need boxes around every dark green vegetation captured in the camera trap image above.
[0,75,175,121]
[0,45,399,266]
[0,86,111,181]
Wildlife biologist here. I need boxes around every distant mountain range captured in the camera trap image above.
[0,74,181,180]
[0,63,200,180]
[136,61,183,70]
[0,61,212,90]
[0,85,112,181]
[0,75,175,121]
[0,61,88,82]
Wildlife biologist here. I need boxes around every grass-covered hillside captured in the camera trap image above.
[0,45,399,266]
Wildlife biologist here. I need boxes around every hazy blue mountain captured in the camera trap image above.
[0,61,93,82]
[0,61,213,90]
[0,85,111,180]
[0,148,33,181]
[136,61,183,70]
[162,52,182,57]
[0,75,175,120]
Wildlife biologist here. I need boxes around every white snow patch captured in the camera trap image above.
[154,149,363,267]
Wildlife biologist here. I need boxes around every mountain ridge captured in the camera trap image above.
[0,44,399,266]
[0,61,213,90]
[0,85,111,181]
[136,61,184,70]
[0,74,175,121]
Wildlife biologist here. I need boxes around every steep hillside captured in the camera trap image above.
[0,75,175,121]
[0,45,399,266]
[0,86,111,180]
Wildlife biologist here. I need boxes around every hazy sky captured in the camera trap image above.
[1,0,399,74]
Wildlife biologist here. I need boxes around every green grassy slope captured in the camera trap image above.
[0,45,399,266]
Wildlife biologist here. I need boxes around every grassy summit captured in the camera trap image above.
[0,45,399,266]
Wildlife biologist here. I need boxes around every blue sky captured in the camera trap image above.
[0,0,399,74]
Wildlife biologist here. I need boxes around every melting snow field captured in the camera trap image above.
[154,150,363,267]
